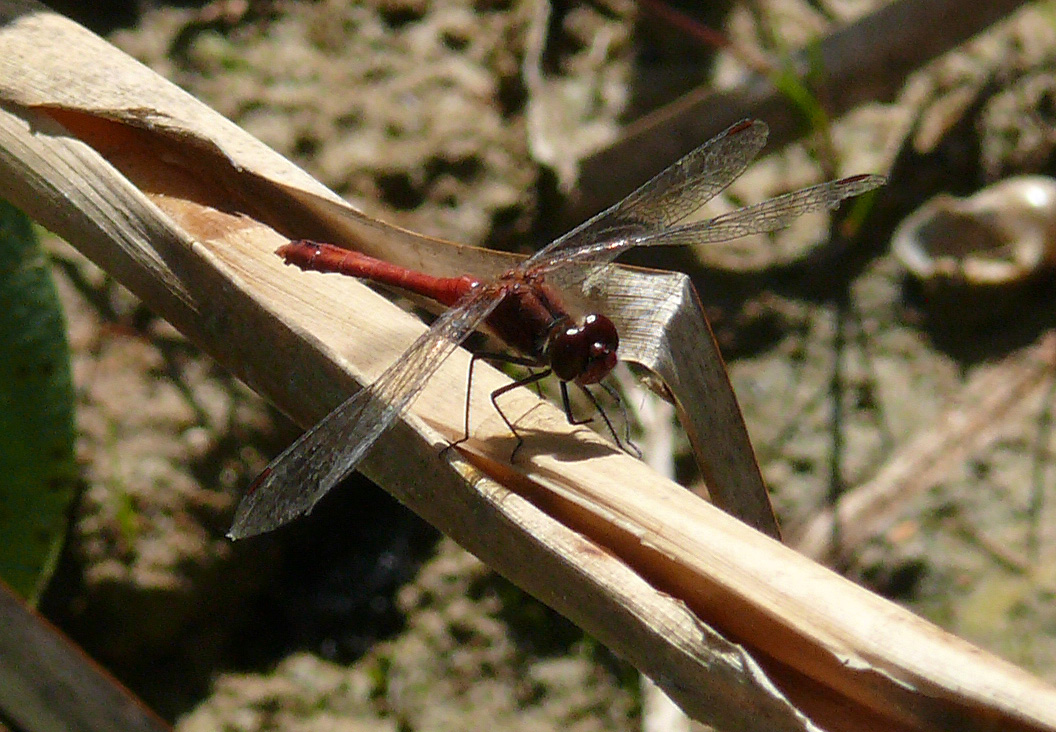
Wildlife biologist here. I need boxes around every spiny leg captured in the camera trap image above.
[559,380,594,426]
[593,381,642,458]
[490,369,553,462]
[570,381,641,458]
[442,350,546,458]
[444,357,640,462]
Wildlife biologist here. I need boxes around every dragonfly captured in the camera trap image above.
[229,119,884,539]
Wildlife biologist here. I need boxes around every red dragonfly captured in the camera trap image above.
[229,119,884,539]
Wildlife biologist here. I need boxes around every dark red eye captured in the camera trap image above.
[547,314,618,384]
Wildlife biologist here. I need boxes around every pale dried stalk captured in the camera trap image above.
[2,3,1056,731]
[792,334,1056,563]
[625,372,691,732]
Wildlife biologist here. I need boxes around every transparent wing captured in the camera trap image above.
[535,173,885,328]
[229,289,502,539]
[525,119,769,273]
[631,174,886,248]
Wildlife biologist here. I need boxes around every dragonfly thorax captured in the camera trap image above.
[545,313,619,385]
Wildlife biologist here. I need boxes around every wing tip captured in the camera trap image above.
[227,471,308,541]
[226,500,276,541]
[833,173,887,205]
[227,504,303,540]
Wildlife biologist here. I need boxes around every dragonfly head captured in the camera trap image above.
[547,313,619,385]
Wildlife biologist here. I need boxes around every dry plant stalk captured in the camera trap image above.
[1,2,1056,730]
[793,333,1056,563]
[0,580,169,732]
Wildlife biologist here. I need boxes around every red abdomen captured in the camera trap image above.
[278,240,479,307]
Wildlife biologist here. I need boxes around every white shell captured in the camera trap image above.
[892,176,1056,287]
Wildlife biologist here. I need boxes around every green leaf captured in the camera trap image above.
[0,199,78,604]
[770,42,830,138]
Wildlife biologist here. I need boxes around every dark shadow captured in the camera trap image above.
[902,271,1056,365]
[40,1,140,33]
[230,474,441,667]
[625,1,730,120]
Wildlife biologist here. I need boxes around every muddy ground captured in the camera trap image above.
[32,0,1056,730]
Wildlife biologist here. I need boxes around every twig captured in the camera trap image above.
[792,333,1056,565]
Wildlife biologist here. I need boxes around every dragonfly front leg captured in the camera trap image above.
[565,381,641,459]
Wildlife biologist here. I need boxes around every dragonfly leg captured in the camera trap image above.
[490,369,552,462]
[559,381,593,426]
[441,351,545,460]
[574,381,642,459]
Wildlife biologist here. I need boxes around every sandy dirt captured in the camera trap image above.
[32,0,1056,729]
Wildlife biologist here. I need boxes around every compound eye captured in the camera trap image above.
[576,315,619,385]
[579,314,620,384]
[547,314,619,383]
